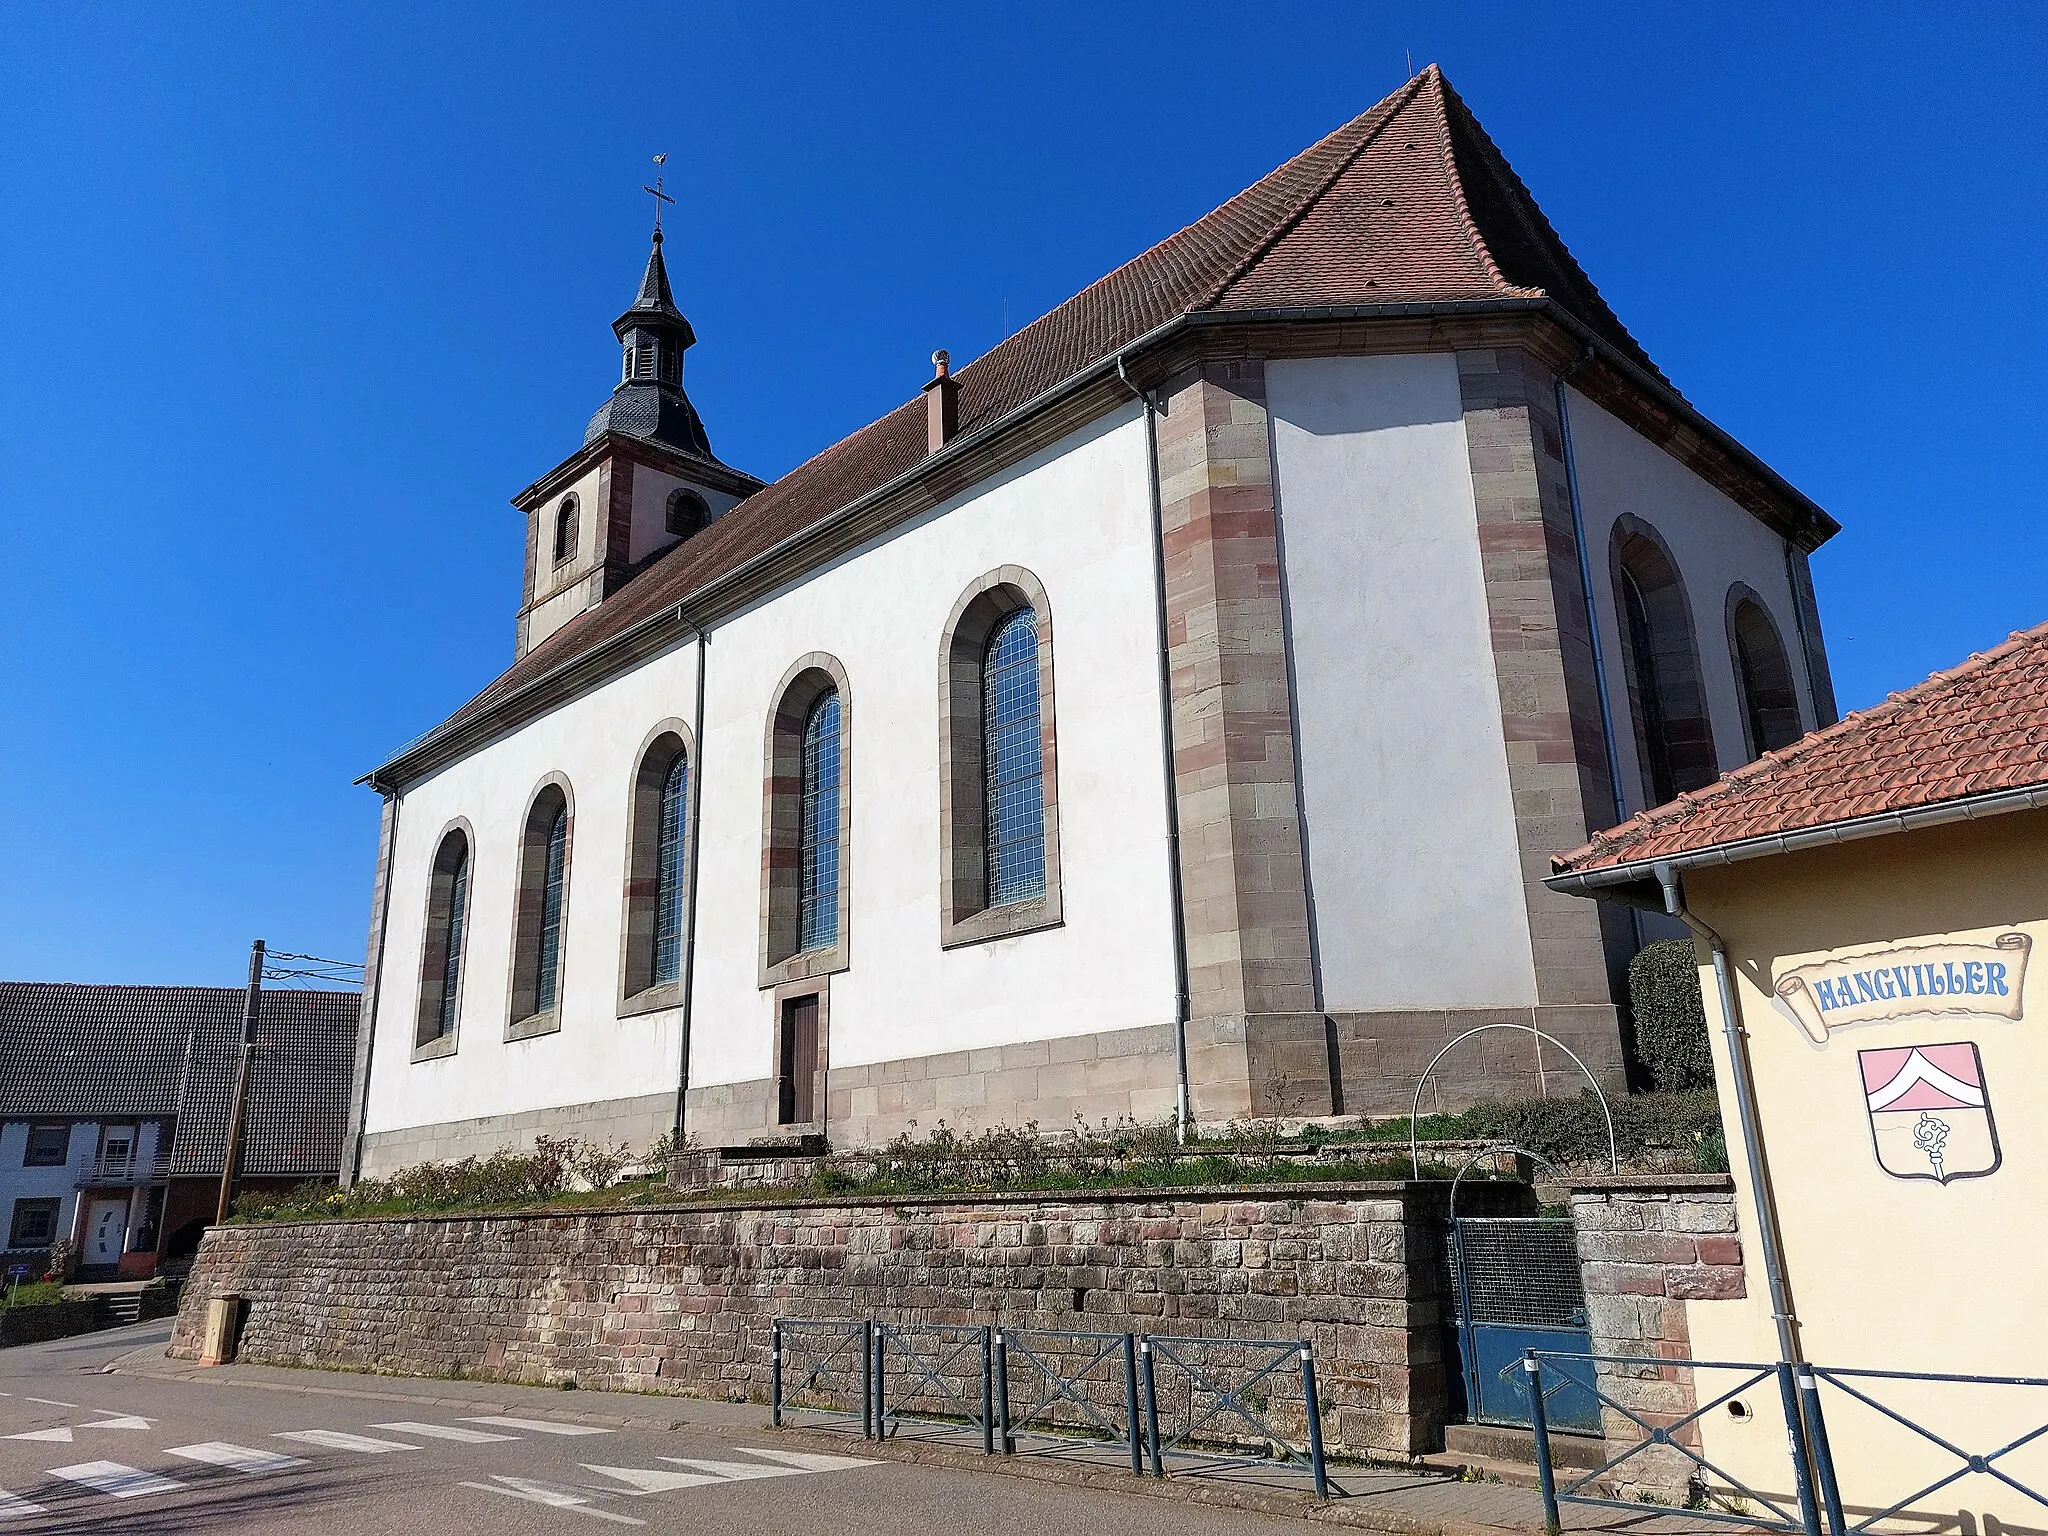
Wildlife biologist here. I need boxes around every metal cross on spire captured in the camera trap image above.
[643,152,675,237]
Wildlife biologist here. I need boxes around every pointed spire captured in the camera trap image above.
[586,227,710,458]
[632,228,680,316]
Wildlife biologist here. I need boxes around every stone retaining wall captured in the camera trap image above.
[1568,1174,1744,1500]
[170,1181,1528,1457]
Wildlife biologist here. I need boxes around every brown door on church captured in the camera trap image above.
[778,995,819,1125]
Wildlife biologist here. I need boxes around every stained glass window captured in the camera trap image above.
[982,608,1045,907]
[535,804,568,1014]
[799,691,842,951]
[652,753,688,986]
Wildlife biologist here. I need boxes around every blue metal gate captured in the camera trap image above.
[1448,1216,1600,1433]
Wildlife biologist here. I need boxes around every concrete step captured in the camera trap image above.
[104,1294,142,1324]
[1443,1422,1607,1471]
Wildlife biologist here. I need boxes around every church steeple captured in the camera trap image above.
[583,228,715,459]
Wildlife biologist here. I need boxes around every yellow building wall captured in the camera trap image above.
[1677,808,2048,1527]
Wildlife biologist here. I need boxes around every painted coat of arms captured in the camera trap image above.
[1858,1041,2001,1185]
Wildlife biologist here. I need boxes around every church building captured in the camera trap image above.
[342,67,1839,1175]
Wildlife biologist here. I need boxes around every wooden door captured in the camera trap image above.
[778,995,819,1125]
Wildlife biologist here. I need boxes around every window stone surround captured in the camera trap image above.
[505,772,575,1043]
[1724,581,1803,762]
[616,719,695,1019]
[758,653,853,989]
[411,816,476,1063]
[937,565,1064,949]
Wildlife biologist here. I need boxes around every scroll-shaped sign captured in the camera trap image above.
[1774,933,2031,1045]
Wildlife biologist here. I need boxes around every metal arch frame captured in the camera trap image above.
[1446,1143,1573,1220]
[1409,1022,1618,1179]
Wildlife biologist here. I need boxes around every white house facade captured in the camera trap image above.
[343,68,1840,1176]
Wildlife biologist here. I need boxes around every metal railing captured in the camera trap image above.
[993,1328,1143,1472]
[771,1320,873,1436]
[76,1154,170,1188]
[873,1323,994,1452]
[1525,1349,2048,1536]
[772,1318,1329,1498]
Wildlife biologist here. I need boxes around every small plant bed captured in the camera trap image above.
[1,1282,65,1309]
[231,1090,1724,1225]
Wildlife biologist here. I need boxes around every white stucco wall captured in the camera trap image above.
[1267,354,1538,1011]
[1564,386,1821,817]
[524,462,606,653]
[625,465,742,566]
[364,406,1177,1138]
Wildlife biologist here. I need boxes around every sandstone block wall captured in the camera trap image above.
[169,1182,1524,1457]
[1568,1174,1744,1500]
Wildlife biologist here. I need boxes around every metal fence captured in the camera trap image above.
[773,1318,1328,1498]
[1524,1349,2048,1536]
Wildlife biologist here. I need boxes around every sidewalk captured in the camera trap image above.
[109,1340,1746,1536]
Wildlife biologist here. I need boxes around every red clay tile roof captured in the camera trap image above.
[1553,622,2048,877]
[390,67,1661,775]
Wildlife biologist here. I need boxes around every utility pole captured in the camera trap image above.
[214,940,265,1226]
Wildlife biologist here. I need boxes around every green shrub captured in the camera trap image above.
[1630,938,1714,1091]
[3,1281,65,1308]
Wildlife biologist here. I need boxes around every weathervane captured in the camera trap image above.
[643,152,675,237]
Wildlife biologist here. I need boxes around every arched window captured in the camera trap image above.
[621,728,692,1004]
[799,690,842,952]
[938,568,1062,946]
[982,609,1045,905]
[666,489,709,540]
[1728,589,1803,760]
[414,824,472,1053]
[1610,518,1715,807]
[509,780,573,1035]
[759,655,852,985]
[553,495,579,565]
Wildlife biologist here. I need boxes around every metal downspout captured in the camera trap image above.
[671,612,709,1151]
[1122,354,1194,1142]
[1656,865,1802,1366]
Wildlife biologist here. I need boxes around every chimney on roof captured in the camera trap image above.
[923,350,959,453]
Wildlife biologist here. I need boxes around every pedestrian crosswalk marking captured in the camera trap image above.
[166,1442,308,1475]
[274,1428,418,1453]
[0,1490,45,1521]
[460,1415,610,1436]
[584,1463,725,1493]
[48,1461,185,1498]
[460,1476,645,1525]
[733,1446,880,1472]
[658,1454,808,1481]
[372,1420,518,1443]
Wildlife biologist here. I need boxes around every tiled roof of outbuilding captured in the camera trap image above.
[1552,622,2048,877]
[0,983,358,1179]
[392,66,1665,771]
[165,988,360,1179]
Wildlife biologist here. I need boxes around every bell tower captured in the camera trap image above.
[509,200,762,660]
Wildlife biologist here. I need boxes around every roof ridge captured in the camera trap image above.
[1413,64,1516,294]
[1566,619,2048,865]
[1198,70,1431,310]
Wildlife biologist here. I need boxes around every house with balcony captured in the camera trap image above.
[0,982,358,1279]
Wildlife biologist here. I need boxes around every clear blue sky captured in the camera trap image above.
[3,5,2043,986]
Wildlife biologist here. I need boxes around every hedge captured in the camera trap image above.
[1630,938,1715,1091]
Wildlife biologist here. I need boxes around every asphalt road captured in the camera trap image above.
[0,1321,1315,1534]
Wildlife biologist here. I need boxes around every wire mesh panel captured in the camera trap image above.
[1453,1217,1588,1328]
